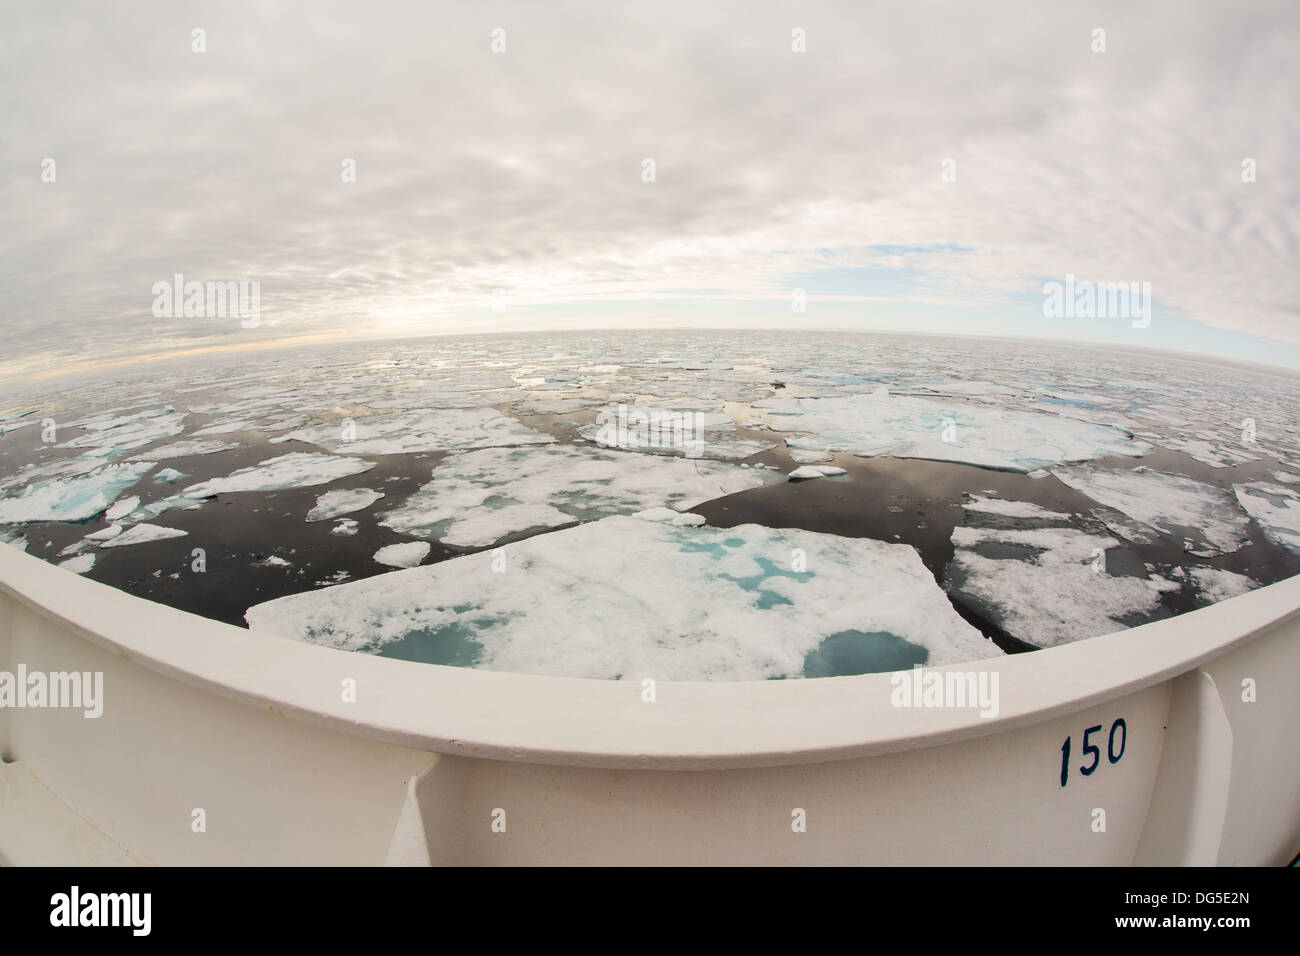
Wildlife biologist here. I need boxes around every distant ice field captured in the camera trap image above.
[1,330,1298,680]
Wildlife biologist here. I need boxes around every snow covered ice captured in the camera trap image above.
[183,453,375,497]
[757,391,1150,472]
[381,444,781,547]
[306,488,384,521]
[247,510,1002,681]
[1052,465,1250,556]
[0,462,154,524]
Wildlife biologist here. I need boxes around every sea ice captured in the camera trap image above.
[373,541,430,568]
[272,407,554,455]
[154,468,186,483]
[131,439,239,460]
[1051,465,1250,555]
[247,511,1002,680]
[757,392,1149,472]
[788,465,847,479]
[961,496,1070,520]
[0,462,155,524]
[1187,567,1259,605]
[183,453,376,497]
[60,409,186,455]
[99,524,188,548]
[306,488,385,521]
[1233,482,1300,553]
[330,519,359,536]
[58,554,95,574]
[105,496,140,521]
[380,444,781,547]
[946,524,1170,648]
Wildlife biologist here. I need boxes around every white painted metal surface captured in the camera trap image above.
[0,542,1296,866]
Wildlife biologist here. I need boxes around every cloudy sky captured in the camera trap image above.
[2,0,1298,385]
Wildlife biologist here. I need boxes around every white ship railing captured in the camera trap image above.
[0,543,1296,865]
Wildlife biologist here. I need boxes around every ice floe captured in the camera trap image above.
[0,462,155,524]
[1187,567,1259,605]
[247,511,1002,680]
[787,465,847,480]
[306,488,384,521]
[330,519,359,536]
[58,554,95,574]
[272,407,554,455]
[757,392,1149,472]
[373,541,430,568]
[183,453,375,497]
[131,439,239,459]
[1052,465,1249,555]
[380,444,781,547]
[1233,482,1300,553]
[153,468,186,483]
[946,524,1171,648]
[99,524,188,548]
[961,496,1070,520]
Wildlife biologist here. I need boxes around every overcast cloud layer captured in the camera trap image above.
[2,0,1298,382]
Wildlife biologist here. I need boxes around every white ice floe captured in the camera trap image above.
[947,524,1171,648]
[577,403,777,460]
[757,392,1149,472]
[380,444,781,547]
[787,447,836,463]
[60,409,186,456]
[961,496,1070,520]
[1233,482,1300,553]
[306,488,385,521]
[255,555,293,568]
[85,525,124,542]
[788,465,847,480]
[131,439,239,460]
[330,519,359,536]
[58,554,95,574]
[0,462,155,524]
[373,541,430,568]
[272,407,554,455]
[99,524,188,548]
[1272,471,1300,485]
[1051,465,1250,555]
[183,453,375,497]
[105,496,140,521]
[153,468,186,483]
[1187,567,1259,605]
[247,511,1001,681]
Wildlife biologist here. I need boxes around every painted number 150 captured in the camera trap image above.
[1059,719,1126,787]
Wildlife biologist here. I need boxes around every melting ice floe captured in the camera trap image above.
[946,524,1174,648]
[330,519,359,536]
[1187,567,1259,605]
[0,462,155,524]
[58,554,95,574]
[756,392,1149,472]
[1232,482,1300,553]
[306,488,384,521]
[99,524,188,548]
[247,510,1001,680]
[60,409,186,456]
[130,439,239,460]
[271,407,553,454]
[182,453,375,497]
[961,496,1069,520]
[1051,465,1249,556]
[380,444,781,547]
[787,465,847,480]
[373,542,430,568]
